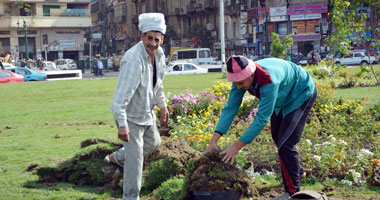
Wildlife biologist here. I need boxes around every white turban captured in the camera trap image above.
[138,13,166,34]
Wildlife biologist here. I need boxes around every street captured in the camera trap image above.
[82,69,120,79]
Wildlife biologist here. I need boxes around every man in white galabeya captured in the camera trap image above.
[105,13,169,200]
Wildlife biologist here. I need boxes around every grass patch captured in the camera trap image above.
[0,71,379,199]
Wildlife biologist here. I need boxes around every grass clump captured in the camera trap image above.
[153,176,184,200]
[141,156,181,194]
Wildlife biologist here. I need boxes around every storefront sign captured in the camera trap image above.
[0,31,10,35]
[17,30,37,35]
[258,8,270,18]
[265,34,321,42]
[57,31,80,34]
[290,13,321,21]
[60,40,76,49]
[247,9,257,18]
[270,7,287,16]
[287,4,327,15]
[242,43,258,48]
[92,33,102,40]
[289,34,321,41]
[270,15,287,22]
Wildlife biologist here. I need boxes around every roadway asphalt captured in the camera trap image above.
[82,69,120,79]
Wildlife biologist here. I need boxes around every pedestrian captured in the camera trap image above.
[314,51,320,65]
[204,55,316,200]
[104,13,169,200]
[97,57,103,76]
[0,59,4,70]
[93,57,98,76]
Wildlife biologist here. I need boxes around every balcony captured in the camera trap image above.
[204,0,218,9]
[175,8,184,15]
[132,15,138,24]
[187,4,196,13]
[115,15,126,24]
[225,4,240,16]
[1,16,91,28]
[195,3,203,11]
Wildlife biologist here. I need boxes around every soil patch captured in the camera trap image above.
[144,136,201,171]
[185,150,255,198]
[26,163,39,172]
[33,136,200,190]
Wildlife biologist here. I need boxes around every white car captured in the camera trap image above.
[55,59,78,70]
[166,62,208,75]
[43,61,59,71]
[334,52,378,66]
[2,63,16,68]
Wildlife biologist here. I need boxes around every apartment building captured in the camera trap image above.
[90,0,242,58]
[0,0,91,61]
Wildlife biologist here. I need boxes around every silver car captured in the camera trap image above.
[55,59,78,70]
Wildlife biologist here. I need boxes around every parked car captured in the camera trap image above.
[334,52,378,66]
[5,67,47,81]
[253,55,274,61]
[55,59,78,70]
[2,62,16,68]
[0,69,24,83]
[43,61,58,71]
[107,58,113,69]
[166,62,208,75]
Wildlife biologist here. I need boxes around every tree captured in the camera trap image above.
[270,32,294,59]
[329,0,380,85]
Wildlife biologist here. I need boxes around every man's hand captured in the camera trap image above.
[160,107,169,127]
[203,132,222,154]
[118,126,130,142]
[220,140,246,164]
[204,141,220,154]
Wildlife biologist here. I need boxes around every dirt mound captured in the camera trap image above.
[369,163,380,186]
[185,150,255,198]
[34,136,200,191]
[144,136,201,171]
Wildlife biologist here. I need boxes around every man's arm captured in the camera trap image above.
[155,56,169,127]
[110,58,142,128]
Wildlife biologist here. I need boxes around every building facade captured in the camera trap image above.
[0,0,91,61]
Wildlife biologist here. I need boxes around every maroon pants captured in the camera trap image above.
[270,90,317,195]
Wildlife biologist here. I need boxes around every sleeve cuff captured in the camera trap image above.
[215,131,224,136]
[117,120,127,128]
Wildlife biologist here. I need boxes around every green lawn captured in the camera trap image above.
[0,72,379,199]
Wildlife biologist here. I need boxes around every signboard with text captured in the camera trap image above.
[287,4,327,15]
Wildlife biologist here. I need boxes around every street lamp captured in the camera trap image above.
[24,20,29,60]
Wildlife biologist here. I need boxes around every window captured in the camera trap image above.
[0,71,11,78]
[43,5,60,16]
[178,51,197,59]
[43,34,48,44]
[199,50,210,58]
[277,23,287,35]
[233,22,237,38]
[184,64,196,71]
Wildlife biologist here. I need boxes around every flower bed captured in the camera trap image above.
[162,81,380,186]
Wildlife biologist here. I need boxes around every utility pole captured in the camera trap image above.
[102,23,106,58]
[24,20,29,60]
[220,0,226,65]
[265,10,269,55]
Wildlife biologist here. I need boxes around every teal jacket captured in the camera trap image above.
[215,58,315,144]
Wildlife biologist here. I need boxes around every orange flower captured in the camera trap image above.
[371,159,380,166]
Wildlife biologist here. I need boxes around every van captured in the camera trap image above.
[171,48,215,65]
